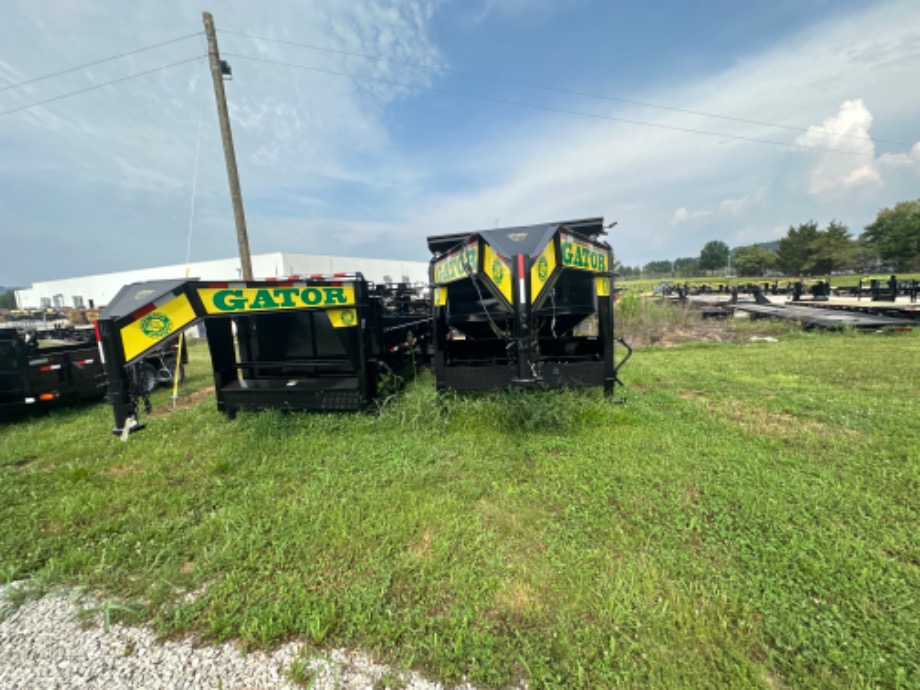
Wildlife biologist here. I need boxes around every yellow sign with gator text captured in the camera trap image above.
[120,293,197,362]
[432,242,479,284]
[196,286,356,315]
[560,233,608,273]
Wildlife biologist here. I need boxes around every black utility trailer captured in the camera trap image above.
[0,328,103,418]
[0,327,181,420]
[96,275,430,434]
[427,217,629,396]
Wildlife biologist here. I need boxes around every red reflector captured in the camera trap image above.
[39,392,58,401]
[93,320,101,343]
[309,273,324,279]
[39,365,52,372]
[518,254,525,276]
[334,272,348,277]
[207,282,229,288]
[131,302,157,320]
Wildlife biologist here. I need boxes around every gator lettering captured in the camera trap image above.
[214,289,248,311]
[561,239,607,273]
[273,288,299,307]
[207,287,353,312]
[433,244,479,284]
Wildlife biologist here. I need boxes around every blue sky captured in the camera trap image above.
[1,0,918,286]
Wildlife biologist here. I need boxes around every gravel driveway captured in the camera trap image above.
[0,586,480,690]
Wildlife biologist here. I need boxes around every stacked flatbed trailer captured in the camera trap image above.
[427,217,630,396]
[95,275,430,434]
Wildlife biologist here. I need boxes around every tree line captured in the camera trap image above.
[619,197,920,279]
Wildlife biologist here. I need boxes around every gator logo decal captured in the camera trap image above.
[341,309,355,325]
[140,312,172,339]
[491,258,505,283]
[537,256,549,282]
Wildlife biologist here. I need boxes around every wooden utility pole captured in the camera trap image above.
[202,11,253,280]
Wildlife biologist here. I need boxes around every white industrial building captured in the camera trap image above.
[15,252,430,309]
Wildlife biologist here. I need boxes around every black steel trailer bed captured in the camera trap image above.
[734,302,915,329]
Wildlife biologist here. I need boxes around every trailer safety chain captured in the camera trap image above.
[460,250,510,341]
[130,365,153,416]
[612,336,633,388]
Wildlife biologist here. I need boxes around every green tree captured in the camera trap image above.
[0,289,17,309]
[643,260,673,276]
[699,240,729,271]
[673,256,700,277]
[777,221,819,275]
[732,245,778,277]
[805,220,855,274]
[861,199,920,271]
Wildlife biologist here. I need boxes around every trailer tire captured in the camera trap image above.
[137,363,158,395]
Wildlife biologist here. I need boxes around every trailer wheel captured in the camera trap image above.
[136,363,158,395]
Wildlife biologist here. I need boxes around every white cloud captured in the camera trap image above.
[877,141,920,168]
[794,99,883,195]
[720,187,767,215]
[671,207,712,224]
[464,0,564,25]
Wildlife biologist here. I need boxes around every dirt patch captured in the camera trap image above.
[3,455,37,471]
[704,400,856,443]
[682,483,701,506]
[408,528,433,561]
[106,464,138,477]
[147,386,215,418]
[619,304,799,349]
[44,520,66,535]
[494,581,538,614]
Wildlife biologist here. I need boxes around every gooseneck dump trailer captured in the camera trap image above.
[96,275,429,435]
[427,217,630,395]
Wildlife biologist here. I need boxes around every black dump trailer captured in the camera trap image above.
[0,327,181,420]
[0,327,104,418]
[95,274,430,434]
[427,217,629,395]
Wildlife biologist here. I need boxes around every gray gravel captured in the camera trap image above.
[0,585,481,690]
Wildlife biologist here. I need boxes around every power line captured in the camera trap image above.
[0,56,204,117]
[222,52,886,159]
[0,33,203,93]
[218,28,913,148]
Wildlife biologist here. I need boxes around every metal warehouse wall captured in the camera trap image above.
[15,252,429,309]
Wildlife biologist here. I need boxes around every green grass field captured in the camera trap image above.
[1,331,919,688]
